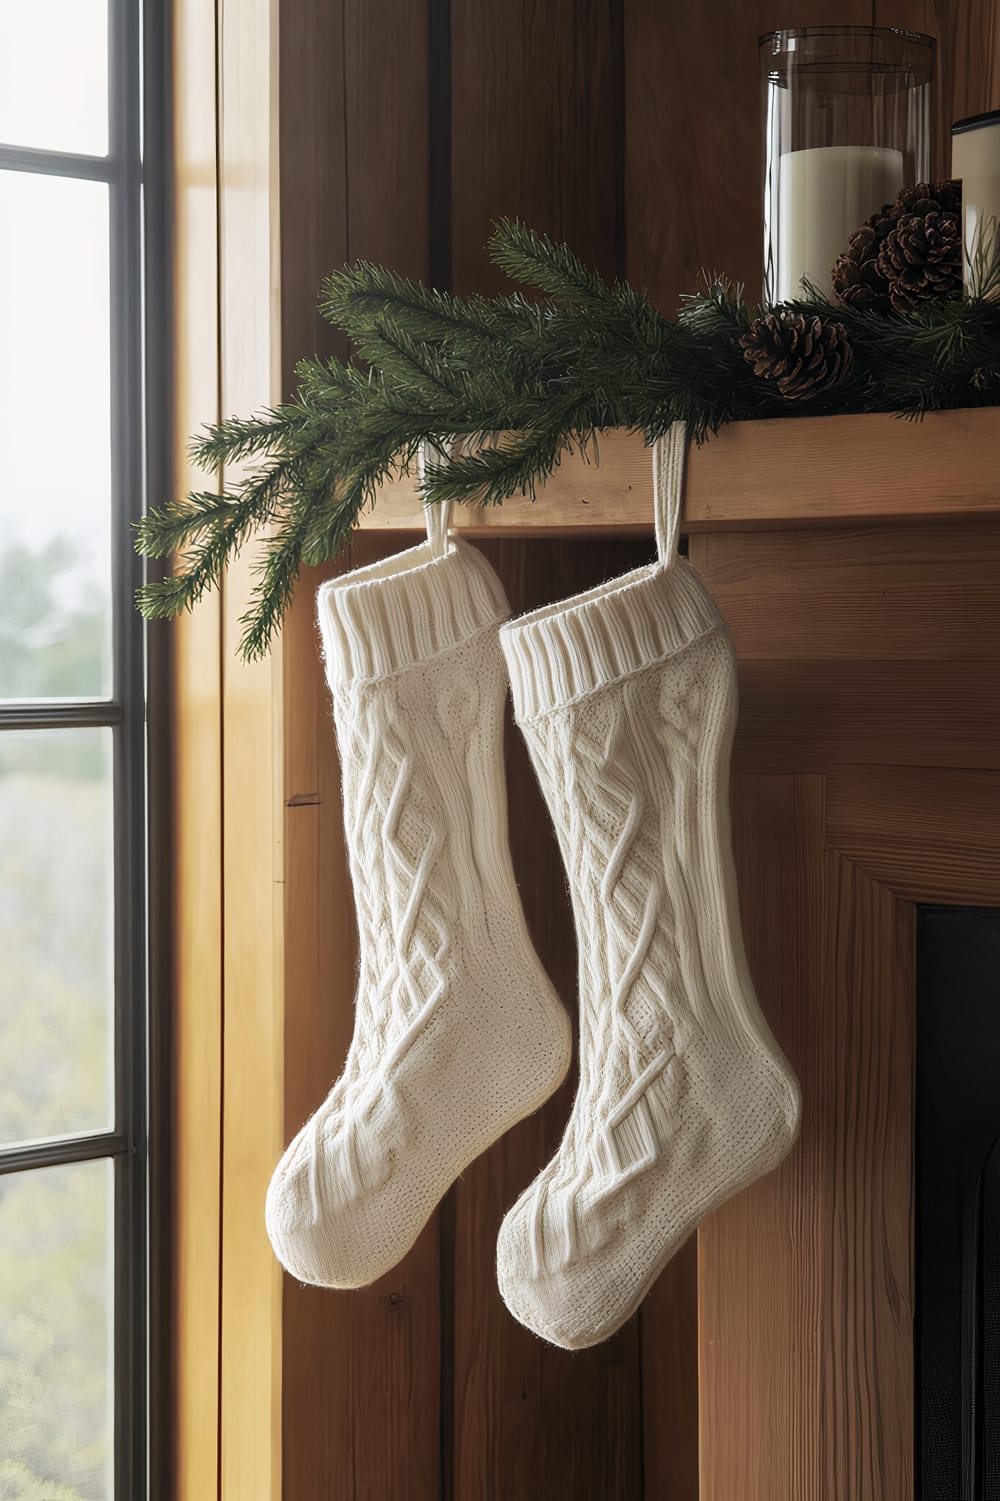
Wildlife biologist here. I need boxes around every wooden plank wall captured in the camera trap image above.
[278,6,443,1501]
[273,4,1000,1500]
[171,0,223,1495]
[171,2,285,1500]
[688,519,1000,1500]
[171,2,1000,1499]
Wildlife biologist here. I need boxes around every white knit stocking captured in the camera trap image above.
[266,518,571,1288]
[495,425,801,1349]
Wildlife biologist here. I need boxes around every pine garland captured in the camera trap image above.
[136,218,1000,659]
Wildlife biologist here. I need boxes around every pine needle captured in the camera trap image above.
[135,222,1000,658]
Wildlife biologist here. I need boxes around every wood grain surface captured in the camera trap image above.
[699,774,829,1501]
[451,539,652,1501]
[171,0,223,1494]
[826,765,1000,905]
[730,659,1000,772]
[695,523,1000,660]
[215,3,285,1499]
[624,0,874,311]
[277,1,443,1494]
[878,0,1000,174]
[689,515,1000,1500]
[641,1234,700,1499]
[697,765,917,1501]
[450,0,624,294]
[358,410,1000,536]
[364,429,654,536]
[171,2,1000,1497]
[281,550,445,1501]
[817,856,914,1501]
[217,1,285,1496]
[446,9,675,1492]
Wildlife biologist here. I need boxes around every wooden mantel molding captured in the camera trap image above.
[361,407,1000,536]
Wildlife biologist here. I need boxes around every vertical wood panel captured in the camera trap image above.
[448,9,650,1493]
[933,1,1000,153]
[692,507,919,1500]
[699,773,827,1501]
[450,0,624,293]
[699,776,914,1501]
[699,778,915,1500]
[819,856,914,1501]
[277,0,347,373]
[345,0,430,274]
[877,1,1000,176]
[276,4,355,1492]
[640,1236,699,1500]
[170,5,1000,1497]
[281,547,443,1501]
[624,0,876,311]
[274,2,353,1495]
[172,0,223,1495]
[217,1,284,1498]
[452,539,650,1501]
[277,4,442,1495]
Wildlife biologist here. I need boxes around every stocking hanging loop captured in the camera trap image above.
[652,422,687,568]
[418,438,454,560]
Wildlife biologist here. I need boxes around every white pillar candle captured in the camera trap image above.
[952,112,1000,292]
[778,144,905,302]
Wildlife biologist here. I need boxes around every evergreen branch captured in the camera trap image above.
[422,424,582,507]
[135,490,244,557]
[322,263,507,342]
[488,219,613,307]
[350,318,470,403]
[237,505,314,661]
[189,410,298,470]
[135,459,301,623]
[135,220,1000,659]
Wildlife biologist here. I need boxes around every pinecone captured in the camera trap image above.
[739,310,853,400]
[832,180,962,314]
[831,221,892,313]
[878,209,963,312]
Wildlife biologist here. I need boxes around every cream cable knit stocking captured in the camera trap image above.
[496,425,801,1349]
[266,521,571,1288]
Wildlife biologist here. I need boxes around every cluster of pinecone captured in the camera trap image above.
[831,179,963,314]
[740,179,963,401]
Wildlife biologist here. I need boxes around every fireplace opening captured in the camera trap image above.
[917,907,1000,1500]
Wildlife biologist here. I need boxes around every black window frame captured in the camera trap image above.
[0,3,170,1496]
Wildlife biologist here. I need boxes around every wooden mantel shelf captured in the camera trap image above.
[363,407,1000,535]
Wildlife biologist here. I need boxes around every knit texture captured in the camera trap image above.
[497,556,801,1349]
[266,537,572,1288]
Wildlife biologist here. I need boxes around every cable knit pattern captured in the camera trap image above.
[265,537,572,1289]
[497,556,801,1350]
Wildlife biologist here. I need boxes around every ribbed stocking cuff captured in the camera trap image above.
[501,560,723,722]
[318,538,510,685]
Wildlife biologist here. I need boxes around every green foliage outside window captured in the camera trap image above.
[0,538,110,1501]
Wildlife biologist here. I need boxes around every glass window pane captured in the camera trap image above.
[0,172,112,700]
[0,729,114,1145]
[0,1158,113,1499]
[0,1,109,155]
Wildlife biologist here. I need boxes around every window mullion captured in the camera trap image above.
[0,1131,129,1176]
[0,142,119,182]
[108,0,148,1495]
[0,701,124,729]
[0,2,154,1498]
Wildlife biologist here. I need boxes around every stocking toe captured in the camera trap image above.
[496,1194,631,1351]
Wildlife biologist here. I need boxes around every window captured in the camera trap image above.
[0,4,162,1497]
